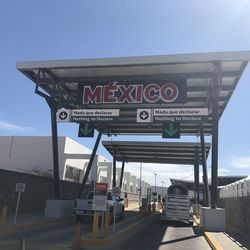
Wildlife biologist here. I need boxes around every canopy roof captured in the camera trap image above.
[170,175,248,189]
[102,141,211,165]
[17,51,250,136]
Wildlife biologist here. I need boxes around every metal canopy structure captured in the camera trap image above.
[16,51,250,207]
[17,51,250,136]
[102,141,211,165]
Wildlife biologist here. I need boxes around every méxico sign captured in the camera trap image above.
[79,80,187,105]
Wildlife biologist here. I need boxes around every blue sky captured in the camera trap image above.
[0,0,250,186]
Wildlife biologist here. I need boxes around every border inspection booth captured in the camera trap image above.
[102,140,211,215]
[17,51,250,230]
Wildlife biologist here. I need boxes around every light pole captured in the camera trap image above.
[153,172,158,204]
[161,181,164,199]
[139,163,142,205]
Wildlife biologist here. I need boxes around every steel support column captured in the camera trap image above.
[211,62,221,209]
[112,149,116,187]
[45,99,61,199]
[119,160,125,188]
[200,125,210,207]
[194,149,200,207]
[78,131,102,198]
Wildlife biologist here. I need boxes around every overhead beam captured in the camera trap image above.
[78,131,102,198]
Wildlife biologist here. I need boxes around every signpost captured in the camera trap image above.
[111,187,121,233]
[112,187,121,198]
[136,108,208,123]
[136,109,152,123]
[78,123,95,137]
[153,108,208,123]
[92,183,108,211]
[14,183,25,224]
[92,183,108,239]
[57,109,120,123]
[162,122,180,138]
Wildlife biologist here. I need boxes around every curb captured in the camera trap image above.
[81,212,159,246]
[204,232,223,250]
[193,215,223,250]
[0,217,73,233]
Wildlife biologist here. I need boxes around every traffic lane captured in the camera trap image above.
[159,221,211,250]
[0,220,80,250]
[0,210,139,250]
[110,214,211,250]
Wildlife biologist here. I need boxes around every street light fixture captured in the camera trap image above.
[153,172,158,204]
[161,181,164,199]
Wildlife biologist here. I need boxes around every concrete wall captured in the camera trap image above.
[0,169,144,214]
[0,168,82,214]
[218,197,250,234]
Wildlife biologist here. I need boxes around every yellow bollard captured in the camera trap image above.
[104,210,110,236]
[0,205,8,225]
[124,198,128,208]
[92,212,99,240]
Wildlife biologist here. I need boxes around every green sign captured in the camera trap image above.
[78,123,95,137]
[162,122,180,138]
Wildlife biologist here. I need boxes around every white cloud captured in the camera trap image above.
[218,168,231,175]
[231,156,250,169]
[0,120,34,132]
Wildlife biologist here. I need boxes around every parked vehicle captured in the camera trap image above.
[74,191,124,222]
[161,184,193,224]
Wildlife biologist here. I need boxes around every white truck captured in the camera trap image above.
[74,191,125,222]
[161,184,193,224]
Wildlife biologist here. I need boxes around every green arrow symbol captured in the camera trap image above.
[80,123,93,136]
[165,123,178,136]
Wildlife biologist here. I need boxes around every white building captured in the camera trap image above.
[0,136,103,183]
[0,136,150,193]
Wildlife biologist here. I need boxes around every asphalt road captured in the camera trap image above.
[0,212,211,250]
[0,210,138,250]
[109,214,211,250]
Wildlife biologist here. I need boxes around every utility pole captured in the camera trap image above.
[139,163,142,205]
[161,181,164,199]
[153,172,158,204]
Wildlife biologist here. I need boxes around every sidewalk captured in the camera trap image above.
[194,215,249,250]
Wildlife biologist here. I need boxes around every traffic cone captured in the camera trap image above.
[72,222,82,249]
[18,236,25,250]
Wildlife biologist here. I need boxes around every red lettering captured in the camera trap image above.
[95,183,107,189]
[160,83,178,102]
[144,84,160,103]
[83,85,102,104]
[103,82,118,103]
[118,85,135,103]
[135,85,143,103]
[82,82,181,104]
